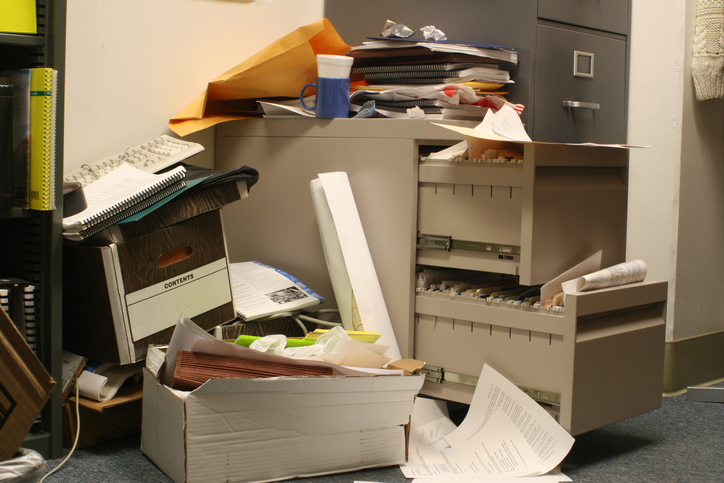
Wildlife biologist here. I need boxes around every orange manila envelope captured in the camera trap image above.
[169,18,351,137]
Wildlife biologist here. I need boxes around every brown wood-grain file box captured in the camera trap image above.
[63,184,241,364]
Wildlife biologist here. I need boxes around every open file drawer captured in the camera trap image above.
[414,280,667,436]
[417,142,629,286]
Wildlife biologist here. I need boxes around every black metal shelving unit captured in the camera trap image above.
[0,0,65,459]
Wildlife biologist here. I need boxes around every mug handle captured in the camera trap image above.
[300,83,316,111]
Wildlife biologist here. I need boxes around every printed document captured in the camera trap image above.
[402,365,574,480]
[229,261,322,321]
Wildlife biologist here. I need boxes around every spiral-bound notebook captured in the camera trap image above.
[62,181,186,241]
[28,67,58,211]
[62,163,186,235]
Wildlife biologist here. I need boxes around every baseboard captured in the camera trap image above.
[663,330,724,396]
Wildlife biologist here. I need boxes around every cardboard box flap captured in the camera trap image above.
[141,368,187,483]
[0,307,55,461]
[189,371,423,397]
[145,345,167,379]
[71,381,143,413]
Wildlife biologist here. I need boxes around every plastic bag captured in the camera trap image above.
[249,326,392,368]
[0,448,45,483]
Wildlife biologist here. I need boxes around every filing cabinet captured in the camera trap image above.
[417,142,629,285]
[533,24,627,143]
[324,0,631,144]
[537,0,630,35]
[415,280,666,436]
[216,118,666,435]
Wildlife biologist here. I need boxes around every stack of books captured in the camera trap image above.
[347,38,520,120]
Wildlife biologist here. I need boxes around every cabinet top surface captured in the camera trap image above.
[216,118,478,142]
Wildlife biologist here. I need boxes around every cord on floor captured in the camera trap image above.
[40,383,81,482]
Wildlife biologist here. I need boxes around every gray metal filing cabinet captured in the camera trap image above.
[324,0,630,144]
[216,118,666,435]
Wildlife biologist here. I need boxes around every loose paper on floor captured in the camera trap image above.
[402,365,574,481]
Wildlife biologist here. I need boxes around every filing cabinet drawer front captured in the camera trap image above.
[413,309,566,397]
[418,183,523,247]
[538,0,629,35]
[533,24,627,144]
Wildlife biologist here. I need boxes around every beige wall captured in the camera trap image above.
[628,0,724,344]
[63,0,325,174]
[674,0,724,342]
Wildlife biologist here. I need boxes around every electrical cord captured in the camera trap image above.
[260,309,343,336]
[39,383,81,482]
[296,313,341,327]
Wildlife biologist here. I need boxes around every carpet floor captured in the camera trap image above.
[42,384,723,483]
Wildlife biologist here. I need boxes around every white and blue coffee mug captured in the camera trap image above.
[300,77,351,118]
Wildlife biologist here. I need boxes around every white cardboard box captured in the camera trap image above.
[140,346,425,483]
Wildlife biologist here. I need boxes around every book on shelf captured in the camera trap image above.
[28,67,58,211]
[0,83,12,209]
[62,163,187,237]
[0,277,38,356]
[0,0,37,35]
[0,69,31,209]
[230,261,323,321]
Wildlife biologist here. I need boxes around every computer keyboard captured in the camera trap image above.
[63,135,205,188]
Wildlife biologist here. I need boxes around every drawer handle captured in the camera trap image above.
[563,100,600,110]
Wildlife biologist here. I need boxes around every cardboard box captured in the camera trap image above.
[101,178,243,243]
[63,210,236,364]
[0,306,55,462]
[62,381,143,449]
[141,345,425,483]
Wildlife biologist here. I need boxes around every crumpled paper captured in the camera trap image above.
[249,326,393,369]
[421,25,447,41]
[380,20,414,38]
[169,18,351,136]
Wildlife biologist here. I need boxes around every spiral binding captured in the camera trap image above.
[352,63,470,74]
[29,68,57,211]
[74,166,186,230]
[64,180,187,241]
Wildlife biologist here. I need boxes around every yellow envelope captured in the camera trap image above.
[169,18,351,136]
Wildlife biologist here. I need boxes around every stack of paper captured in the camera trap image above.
[170,350,334,391]
[348,37,521,120]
